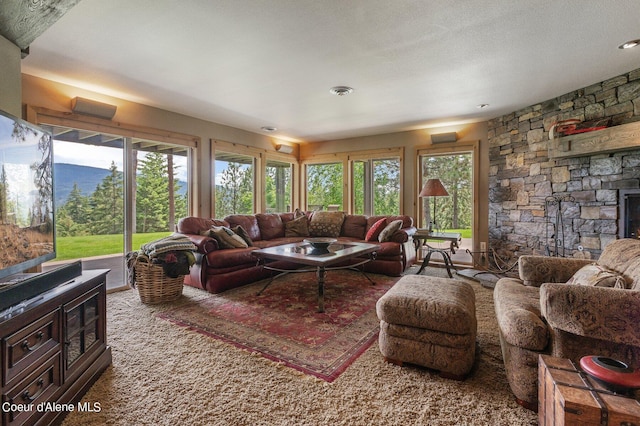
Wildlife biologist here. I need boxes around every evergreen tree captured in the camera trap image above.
[136,152,187,233]
[421,154,472,230]
[65,183,89,225]
[136,152,169,232]
[55,183,90,237]
[89,162,124,235]
[215,162,253,216]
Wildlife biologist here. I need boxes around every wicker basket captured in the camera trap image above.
[133,254,184,304]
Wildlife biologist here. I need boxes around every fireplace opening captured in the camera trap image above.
[619,189,640,239]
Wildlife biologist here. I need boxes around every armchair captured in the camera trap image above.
[493,239,640,409]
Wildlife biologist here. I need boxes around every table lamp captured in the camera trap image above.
[419,178,449,231]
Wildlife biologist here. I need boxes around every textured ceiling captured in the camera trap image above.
[0,0,81,54]
[17,0,640,142]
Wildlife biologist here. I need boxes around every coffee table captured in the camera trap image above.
[252,241,379,312]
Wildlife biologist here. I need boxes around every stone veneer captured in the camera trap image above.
[488,67,640,263]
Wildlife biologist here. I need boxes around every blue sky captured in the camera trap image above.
[53,141,189,181]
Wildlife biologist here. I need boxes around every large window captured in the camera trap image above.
[32,107,196,292]
[306,162,343,211]
[134,149,188,234]
[214,151,255,216]
[419,153,472,230]
[352,158,400,215]
[52,134,190,247]
[265,159,292,213]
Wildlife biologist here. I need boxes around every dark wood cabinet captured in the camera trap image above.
[1,269,112,426]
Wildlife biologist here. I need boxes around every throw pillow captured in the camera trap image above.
[378,219,403,242]
[232,225,253,246]
[566,263,628,288]
[208,226,249,249]
[285,215,310,237]
[308,211,345,238]
[365,218,387,242]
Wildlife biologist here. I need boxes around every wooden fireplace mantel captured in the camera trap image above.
[548,120,640,159]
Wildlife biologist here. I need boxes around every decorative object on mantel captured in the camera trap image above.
[544,195,575,257]
[548,119,640,159]
[549,118,611,139]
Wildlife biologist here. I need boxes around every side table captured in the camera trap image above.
[412,230,461,278]
[538,355,640,425]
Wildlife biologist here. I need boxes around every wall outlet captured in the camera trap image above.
[480,242,487,252]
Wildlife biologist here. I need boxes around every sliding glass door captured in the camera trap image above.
[43,124,192,290]
[418,150,474,264]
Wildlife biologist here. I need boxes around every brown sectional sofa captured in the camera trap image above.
[176,212,417,294]
[493,238,640,409]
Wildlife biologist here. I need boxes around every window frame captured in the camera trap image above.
[348,148,403,215]
[212,139,299,215]
[300,147,403,215]
[416,141,479,246]
[27,105,198,257]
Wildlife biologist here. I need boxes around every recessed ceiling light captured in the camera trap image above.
[261,126,277,132]
[476,103,490,109]
[329,86,354,96]
[619,39,640,49]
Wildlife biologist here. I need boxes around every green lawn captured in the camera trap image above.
[446,228,472,238]
[54,228,472,261]
[55,232,172,261]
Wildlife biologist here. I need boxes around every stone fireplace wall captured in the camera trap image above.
[488,67,640,262]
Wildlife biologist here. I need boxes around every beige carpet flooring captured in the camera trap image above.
[62,267,537,425]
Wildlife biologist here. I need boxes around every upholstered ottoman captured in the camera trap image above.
[376,274,477,379]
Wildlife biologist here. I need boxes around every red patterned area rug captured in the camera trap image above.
[158,270,398,382]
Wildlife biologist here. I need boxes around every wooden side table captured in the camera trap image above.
[538,355,640,425]
[412,230,461,278]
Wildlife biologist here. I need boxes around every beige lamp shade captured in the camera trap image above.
[419,178,449,197]
[419,178,449,230]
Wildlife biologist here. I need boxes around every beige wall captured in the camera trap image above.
[21,74,490,251]
[0,35,22,117]
[21,74,295,218]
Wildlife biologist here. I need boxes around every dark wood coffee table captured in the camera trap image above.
[252,241,379,312]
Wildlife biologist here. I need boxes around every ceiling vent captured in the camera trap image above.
[329,86,354,96]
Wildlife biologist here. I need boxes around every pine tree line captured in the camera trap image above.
[56,152,187,237]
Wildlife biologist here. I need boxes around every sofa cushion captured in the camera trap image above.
[566,263,627,288]
[284,215,309,237]
[374,241,403,257]
[224,215,261,241]
[256,213,285,240]
[177,217,229,235]
[309,211,345,237]
[378,219,403,242]
[368,215,412,230]
[365,218,387,242]
[597,239,640,289]
[232,225,253,247]
[205,247,257,268]
[342,215,367,239]
[206,226,249,249]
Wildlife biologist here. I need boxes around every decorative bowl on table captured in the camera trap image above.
[303,237,337,250]
[579,355,640,394]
